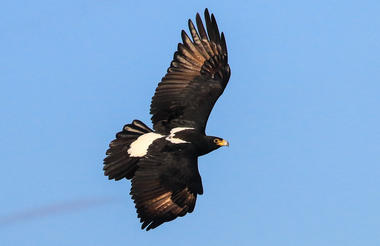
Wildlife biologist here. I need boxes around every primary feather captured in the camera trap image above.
[150,9,230,134]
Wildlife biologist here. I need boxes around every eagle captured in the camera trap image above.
[103,9,231,230]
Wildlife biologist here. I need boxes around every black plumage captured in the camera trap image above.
[104,9,231,231]
[150,9,230,134]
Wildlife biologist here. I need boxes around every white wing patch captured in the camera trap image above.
[166,127,194,144]
[128,127,194,156]
[128,132,163,157]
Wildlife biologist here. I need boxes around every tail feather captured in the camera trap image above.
[104,120,153,180]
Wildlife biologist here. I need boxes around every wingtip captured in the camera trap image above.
[195,12,201,22]
[221,32,227,53]
[196,11,201,20]
[204,8,210,22]
[204,8,210,16]
[187,18,195,33]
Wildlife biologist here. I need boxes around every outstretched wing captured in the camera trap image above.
[130,152,203,230]
[150,9,231,134]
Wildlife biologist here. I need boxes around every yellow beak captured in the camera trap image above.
[217,139,229,147]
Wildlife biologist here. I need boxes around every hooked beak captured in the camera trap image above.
[217,139,229,147]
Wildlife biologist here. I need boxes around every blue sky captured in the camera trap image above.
[1,0,379,245]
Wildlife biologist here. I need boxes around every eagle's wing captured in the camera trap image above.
[130,152,203,231]
[150,9,230,134]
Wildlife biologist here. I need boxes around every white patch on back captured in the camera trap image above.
[128,132,163,157]
[166,127,194,144]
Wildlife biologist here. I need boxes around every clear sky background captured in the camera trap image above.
[1,1,379,245]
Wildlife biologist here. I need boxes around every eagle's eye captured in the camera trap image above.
[213,138,219,144]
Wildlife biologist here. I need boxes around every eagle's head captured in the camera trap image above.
[197,136,229,156]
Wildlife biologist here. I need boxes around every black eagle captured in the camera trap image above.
[104,9,231,230]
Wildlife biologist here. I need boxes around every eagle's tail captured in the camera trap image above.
[103,120,153,180]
